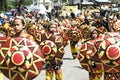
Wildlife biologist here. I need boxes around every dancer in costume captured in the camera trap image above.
[88,27,103,80]
[0,16,44,80]
[44,21,64,80]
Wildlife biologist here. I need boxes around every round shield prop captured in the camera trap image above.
[0,37,44,80]
[78,33,106,73]
[35,31,64,69]
[35,32,64,60]
[40,40,57,60]
[78,39,104,73]
[98,37,120,73]
[78,32,120,73]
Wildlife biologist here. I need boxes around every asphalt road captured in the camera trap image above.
[3,43,89,80]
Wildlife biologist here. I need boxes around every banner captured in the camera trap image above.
[62,6,78,12]
[61,6,78,16]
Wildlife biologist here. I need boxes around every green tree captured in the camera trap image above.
[110,0,119,3]
[0,0,33,12]
[0,0,8,12]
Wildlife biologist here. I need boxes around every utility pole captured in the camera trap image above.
[80,0,82,10]
[33,0,34,5]
[60,0,62,6]
[43,0,45,5]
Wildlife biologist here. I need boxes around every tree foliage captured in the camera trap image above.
[0,0,33,12]
[0,0,8,12]
[110,0,119,3]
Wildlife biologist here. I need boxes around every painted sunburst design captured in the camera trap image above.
[98,36,120,73]
[78,40,99,73]
[0,37,44,80]
[36,32,64,67]
[0,35,8,65]
[78,34,105,73]
[40,40,57,59]
[99,38,120,67]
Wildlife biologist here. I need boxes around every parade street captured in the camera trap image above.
[3,43,89,80]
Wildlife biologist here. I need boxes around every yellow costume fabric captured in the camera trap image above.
[46,70,62,80]
[0,71,3,80]
[70,43,78,59]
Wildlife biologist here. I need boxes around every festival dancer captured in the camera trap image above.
[44,21,64,80]
[88,27,103,80]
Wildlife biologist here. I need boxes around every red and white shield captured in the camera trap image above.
[98,36,120,73]
[0,37,44,80]
[35,31,64,69]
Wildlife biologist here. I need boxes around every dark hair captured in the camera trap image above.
[90,29,99,39]
[13,16,26,26]
[47,21,57,32]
